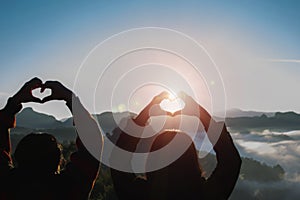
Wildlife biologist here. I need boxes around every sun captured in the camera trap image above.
[167,92,177,101]
[160,92,185,114]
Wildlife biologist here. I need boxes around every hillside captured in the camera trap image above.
[16,107,65,129]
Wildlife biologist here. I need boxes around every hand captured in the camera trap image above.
[134,91,171,126]
[147,91,172,117]
[41,81,73,103]
[175,91,212,131]
[151,91,169,105]
[12,77,43,104]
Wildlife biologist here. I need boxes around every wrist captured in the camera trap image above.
[133,113,149,126]
[3,97,22,115]
[0,97,22,129]
[9,94,22,106]
[65,93,78,112]
[63,91,73,104]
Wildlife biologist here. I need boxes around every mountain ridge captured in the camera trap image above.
[15,108,300,132]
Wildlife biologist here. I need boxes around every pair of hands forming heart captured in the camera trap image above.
[12,78,73,105]
[141,91,212,131]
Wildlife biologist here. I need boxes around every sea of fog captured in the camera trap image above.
[193,129,300,199]
[195,129,300,179]
[232,130,300,181]
[225,129,300,199]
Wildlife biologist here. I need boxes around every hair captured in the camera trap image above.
[14,133,62,173]
[145,131,203,197]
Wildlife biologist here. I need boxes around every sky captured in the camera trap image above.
[0,0,300,119]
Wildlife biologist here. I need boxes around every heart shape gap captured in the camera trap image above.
[32,88,52,100]
[160,98,185,114]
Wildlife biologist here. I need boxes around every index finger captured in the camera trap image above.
[154,91,169,101]
[26,77,43,89]
[41,81,56,92]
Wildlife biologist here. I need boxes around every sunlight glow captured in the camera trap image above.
[167,92,177,100]
[160,92,185,114]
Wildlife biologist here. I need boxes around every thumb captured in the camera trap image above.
[32,97,43,104]
[41,95,54,103]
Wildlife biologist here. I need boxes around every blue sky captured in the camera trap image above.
[0,0,299,119]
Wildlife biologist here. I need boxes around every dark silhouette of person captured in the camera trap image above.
[110,92,242,200]
[0,78,102,200]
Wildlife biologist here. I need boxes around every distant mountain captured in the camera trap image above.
[223,108,275,118]
[15,108,300,132]
[226,111,300,131]
[96,111,136,134]
[61,117,74,127]
[16,107,65,129]
[97,111,300,133]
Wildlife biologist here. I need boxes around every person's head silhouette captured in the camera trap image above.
[14,133,62,173]
[0,78,101,199]
[110,92,241,200]
[146,131,203,192]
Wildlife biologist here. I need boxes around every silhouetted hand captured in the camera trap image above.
[12,77,43,104]
[41,81,73,103]
[134,91,171,126]
[148,91,173,117]
[175,91,212,131]
[151,91,169,104]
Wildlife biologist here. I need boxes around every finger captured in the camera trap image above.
[153,91,168,104]
[41,81,55,92]
[31,97,43,104]
[40,86,45,93]
[167,111,173,116]
[158,91,169,98]
[28,77,43,89]
[173,110,181,116]
[41,95,54,103]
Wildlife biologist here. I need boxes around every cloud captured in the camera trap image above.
[266,59,300,64]
[228,130,300,199]
[231,178,300,200]
[232,130,300,178]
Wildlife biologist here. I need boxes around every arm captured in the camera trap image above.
[178,92,241,199]
[0,100,21,175]
[0,78,42,175]
[41,81,102,199]
[110,92,168,200]
[65,97,101,199]
[205,123,242,199]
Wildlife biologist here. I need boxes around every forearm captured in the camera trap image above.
[66,95,101,176]
[62,95,101,199]
[0,127,11,155]
[133,104,152,126]
[110,116,146,183]
[114,103,153,150]
[213,124,241,166]
[0,97,22,153]
[206,123,241,199]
